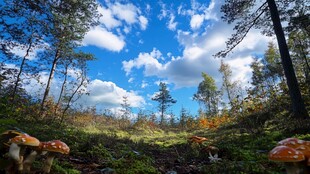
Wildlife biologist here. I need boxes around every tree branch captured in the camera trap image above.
[215,1,268,58]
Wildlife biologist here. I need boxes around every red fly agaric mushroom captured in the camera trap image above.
[295,145,310,159]
[268,145,307,174]
[1,130,27,173]
[8,134,40,172]
[23,140,70,173]
[1,130,24,145]
[40,140,70,173]
[1,130,24,159]
[278,137,305,148]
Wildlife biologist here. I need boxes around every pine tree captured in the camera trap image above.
[217,0,309,119]
[152,82,177,126]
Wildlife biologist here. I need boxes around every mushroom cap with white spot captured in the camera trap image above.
[10,134,40,147]
[277,138,304,148]
[41,140,70,154]
[268,145,305,162]
[295,145,310,158]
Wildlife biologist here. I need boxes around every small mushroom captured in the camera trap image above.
[268,145,307,174]
[202,145,221,163]
[8,134,40,172]
[204,146,219,156]
[23,142,45,173]
[23,150,39,173]
[188,136,208,144]
[40,140,70,173]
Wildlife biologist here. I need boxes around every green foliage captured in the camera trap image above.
[0,119,18,131]
[107,152,158,174]
[194,72,221,115]
[86,143,112,162]
[152,82,177,125]
[51,159,80,174]
[219,60,240,111]
[296,134,310,141]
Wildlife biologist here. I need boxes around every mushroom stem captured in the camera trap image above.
[8,143,23,171]
[23,151,38,173]
[42,153,56,173]
[9,143,21,162]
[284,162,308,174]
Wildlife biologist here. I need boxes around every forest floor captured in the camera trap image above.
[1,111,310,173]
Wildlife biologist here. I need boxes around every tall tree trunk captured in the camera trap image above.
[12,38,33,99]
[225,82,232,106]
[53,63,69,120]
[267,0,309,119]
[160,104,164,126]
[60,74,86,124]
[40,49,60,115]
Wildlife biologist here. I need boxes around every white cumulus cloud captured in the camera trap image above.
[112,3,139,24]
[123,0,273,89]
[190,14,204,29]
[122,48,164,76]
[168,14,178,31]
[98,6,121,29]
[79,79,145,108]
[139,16,148,30]
[82,1,148,51]
[83,27,125,52]
[21,71,145,111]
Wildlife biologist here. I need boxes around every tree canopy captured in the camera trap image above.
[194,72,221,115]
[217,0,309,119]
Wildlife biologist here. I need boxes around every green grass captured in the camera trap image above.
[1,110,309,173]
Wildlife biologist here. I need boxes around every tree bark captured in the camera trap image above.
[55,63,69,116]
[12,37,33,99]
[160,103,164,126]
[40,49,60,115]
[60,72,86,124]
[267,0,309,119]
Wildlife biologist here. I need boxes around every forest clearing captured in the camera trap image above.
[0,0,309,173]
[0,110,309,173]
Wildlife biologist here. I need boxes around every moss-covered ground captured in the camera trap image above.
[0,110,310,173]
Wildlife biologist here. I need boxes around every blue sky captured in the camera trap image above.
[14,0,274,118]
